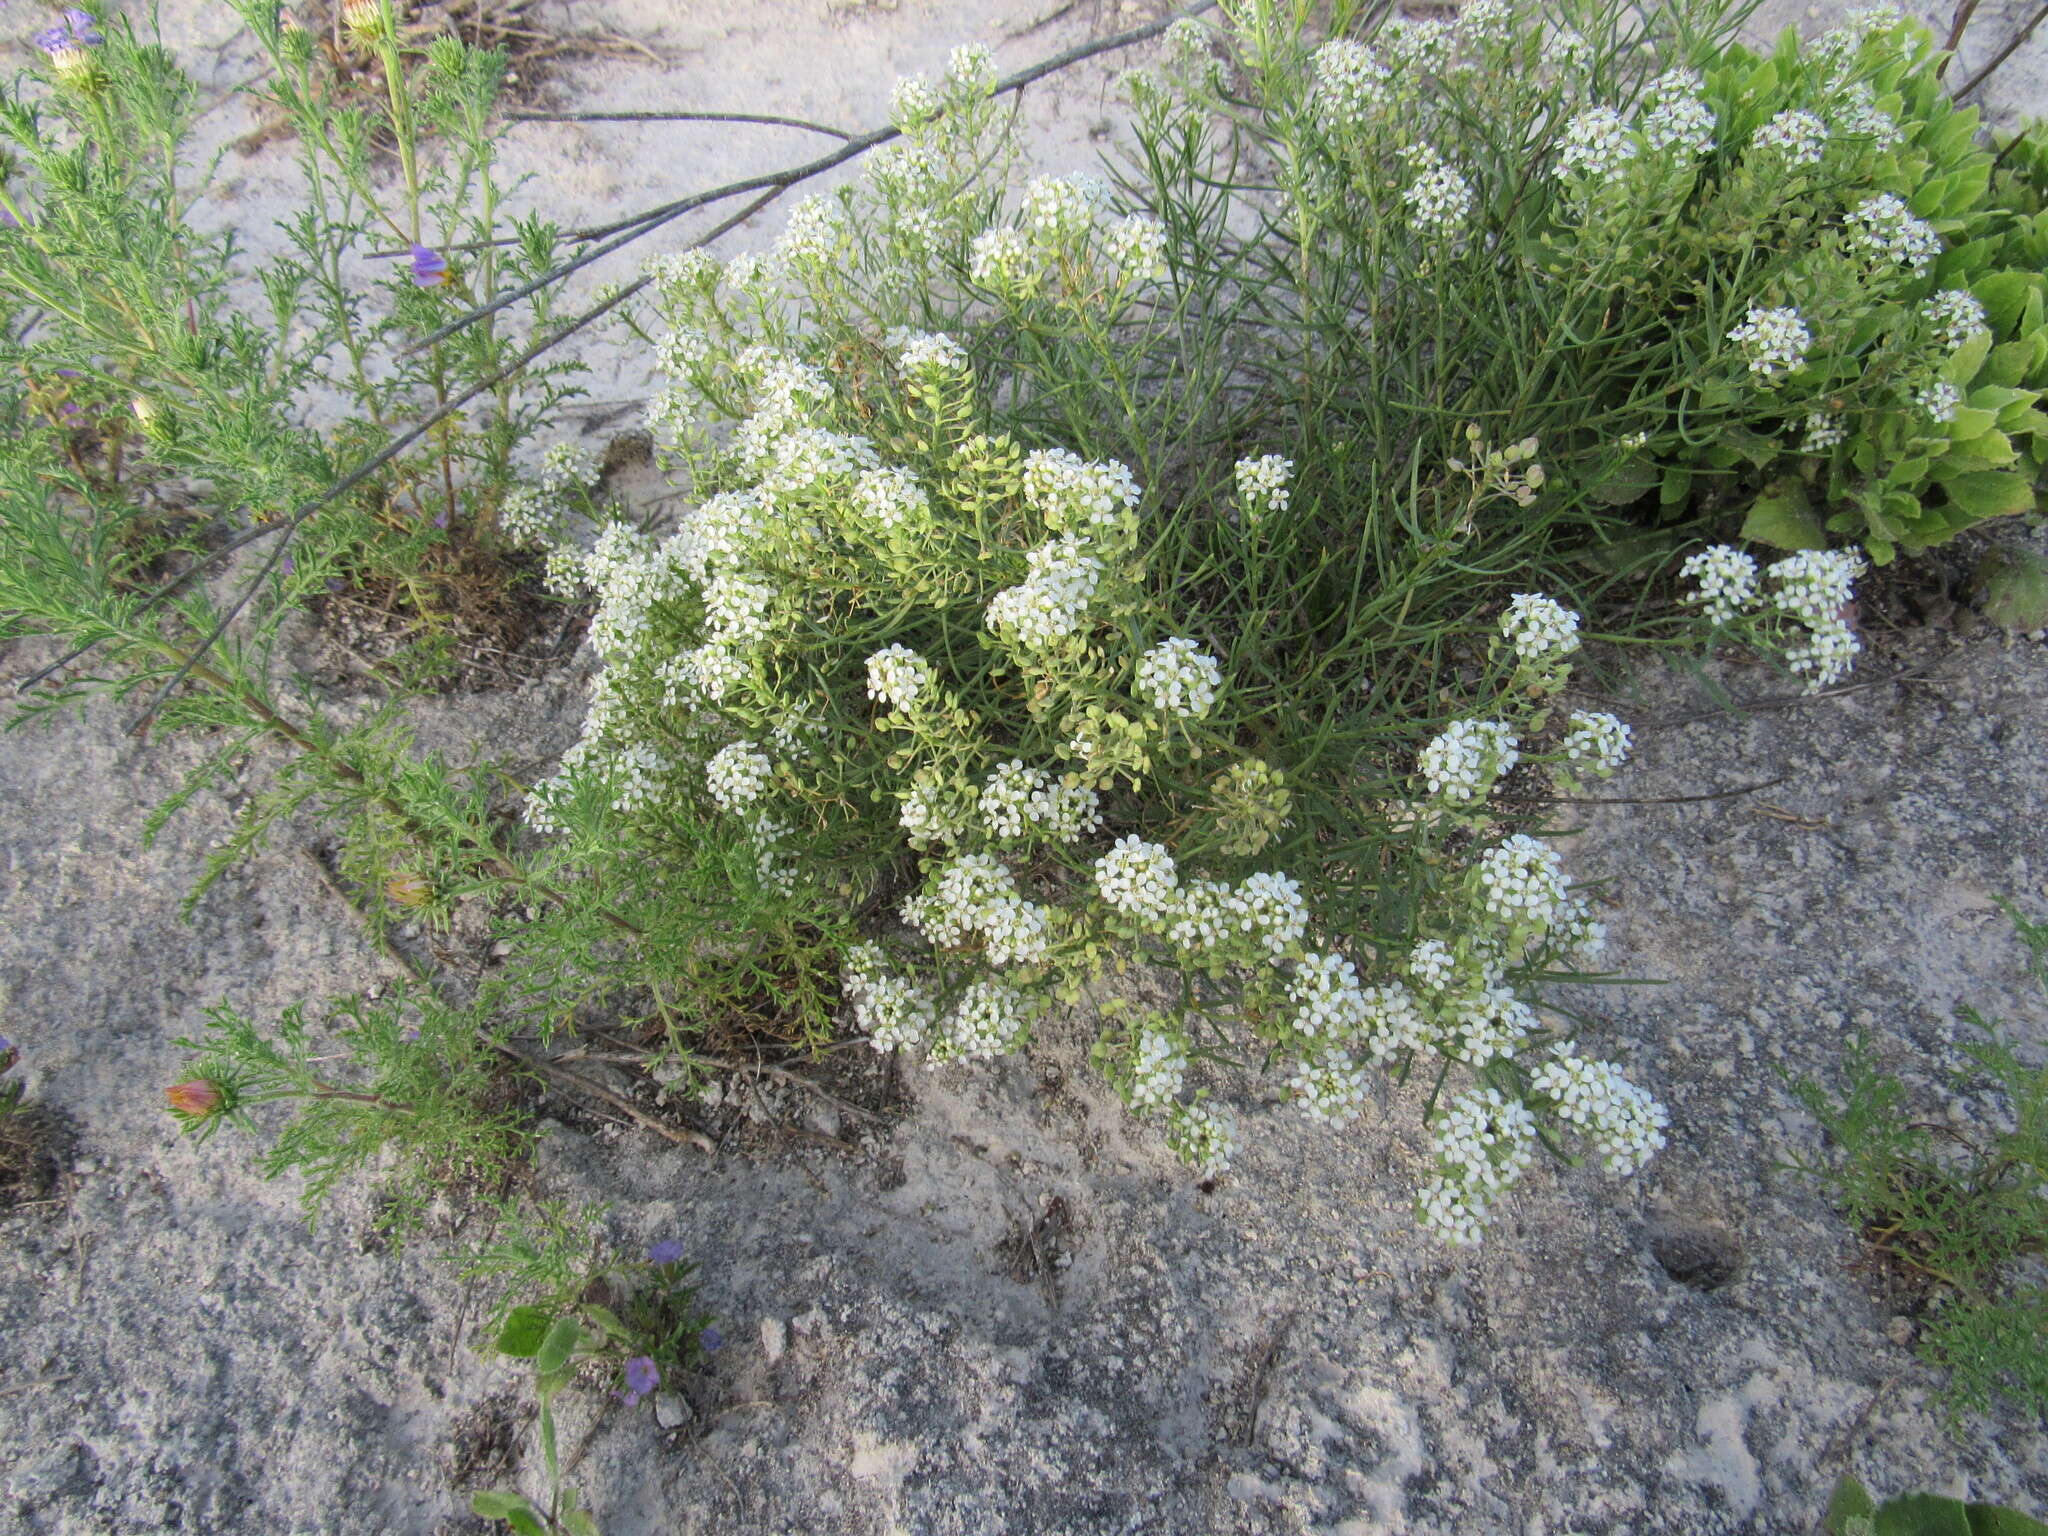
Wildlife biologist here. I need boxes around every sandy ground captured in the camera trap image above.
[3,1,2047,1533]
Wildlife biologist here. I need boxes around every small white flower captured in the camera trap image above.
[1234,870,1308,956]
[1801,412,1848,454]
[979,759,1051,840]
[1531,1046,1669,1175]
[969,226,1034,291]
[1234,454,1293,520]
[1402,147,1475,240]
[1020,174,1109,248]
[1829,83,1904,151]
[1360,981,1431,1059]
[1095,835,1180,923]
[1432,1087,1537,1193]
[1679,545,1759,623]
[1501,592,1582,661]
[1555,106,1638,183]
[1287,952,1370,1041]
[894,329,970,375]
[1106,214,1167,286]
[853,465,930,529]
[1642,69,1715,158]
[1166,1100,1236,1178]
[1751,108,1828,166]
[866,644,933,711]
[1921,290,1990,352]
[1020,448,1141,529]
[1727,305,1811,383]
[1476,833,1569,929]
[933,980,1040,1063]
[1419,718,1519,803]
[1135,637,1223,719]
[1127,1028,1188,1115]
[1845,193,1941,276]
[1417,1175,1494,1246]
[1561,711,1632,773]
[1767,548,1863,627]
[1914,379,1963,424]
[1408,939,1456,992]
[985,536,1104,647]
[1310,39,1390,128]
[843,945,937,1052]
[706,741,773,812]
[1290,1051,1369,1127]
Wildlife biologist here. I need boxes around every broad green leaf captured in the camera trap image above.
[1973,548,2048,629]
[1875,1494,1972,1536]
[1976,271,2034,334]
[1944,330,1993,385]
[1741,485,1825,550]
[1584,456,1660,506]
[1967,1502,2048,1536]
[1827,1475,1880,1533]
[535,1315,583,1377]
[496,1306,552,1359]
[1940,470,2035,520]
[583,1302,632,1343]
[470,1491,536,1519]
[506,1512,548,1536]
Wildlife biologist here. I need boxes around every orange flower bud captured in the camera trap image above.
[166,1079,224,1119]
[385,873,432,907]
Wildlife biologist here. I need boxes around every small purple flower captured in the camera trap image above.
[279,554,296,578]
[326,576,345,594]
[407,244,448,288]
[400,1024,421,1043]
[647,1239,685,1267]
[0,1034,17,1073]
[1,208,20,231]
[35,9,103,54]
[619,1356,659,1407]
[698,1325,723,1354]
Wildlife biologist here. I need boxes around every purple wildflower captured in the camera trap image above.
[647,1239,685,1267]
[1,208,19,230]
[407,244,448,288]
[35,9,103,53]
[400,1024,421,1043]
[698,1325,723,1354]
[619,1356,659,1407]
[279,554,296,577]
[0,1035,17,1074]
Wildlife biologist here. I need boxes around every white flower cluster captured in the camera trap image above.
[1750,108,1828,166]
[978,759,1048,839]
[1915,379,1962,425]
[1829,82,1903,151]
[893,329,969,375]
[772,193,846,272]
[646,247,719,308]
[1844,193,1941,276]
[1166,1101,1237,1179]
[1726,305,1811,383]
[1476,833,1568,928]
[1021,173,1110,248]
[1500,592,1582,662]
[865,644,932,711]
[1642,68,1715,157]
[1287,951,1370,1040]
[1679,544,1759,622]
[1555,106,1637,183]
[1126,1028,1188,1114]
[1106,214,1167,286]
[606,742,670,814]
[853,465,930,529]
[705,741,773,812]
[985,535,1105,647]
[903,854,1056,968]
[931,980,1040,1063]
[1094,835,1179,922]
[1401,146,1475,241]
[1562,710,1632,773]
[499,487,563,548]
[1381,16,1453,73]
[1419,718,1518,802]
[1802,411,1848,454]
[585,524,684,659]
[1135,637,1223,719]
[1418,1087,1536,1243]
[844,943,938,1052]
[1234,454,1292,519]
[1021,448,1140,530]
[1309,39,1389,128]
[1408,939,1456,992]
[1290,1052,1369,1127]
[1360,981,1432,1059]
[968,227,1032,290]
[1769,547,1864,689]
[1922,289,1990,352]
[1530,1046,1671,1175]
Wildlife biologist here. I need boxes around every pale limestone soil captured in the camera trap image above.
[1,2,2045,1533]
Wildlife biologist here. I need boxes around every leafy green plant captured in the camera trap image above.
[462,1211,718,1536]
[1788,912,2048,1423]
[168,984,529,1233]
[1824,1474,2048,1535]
